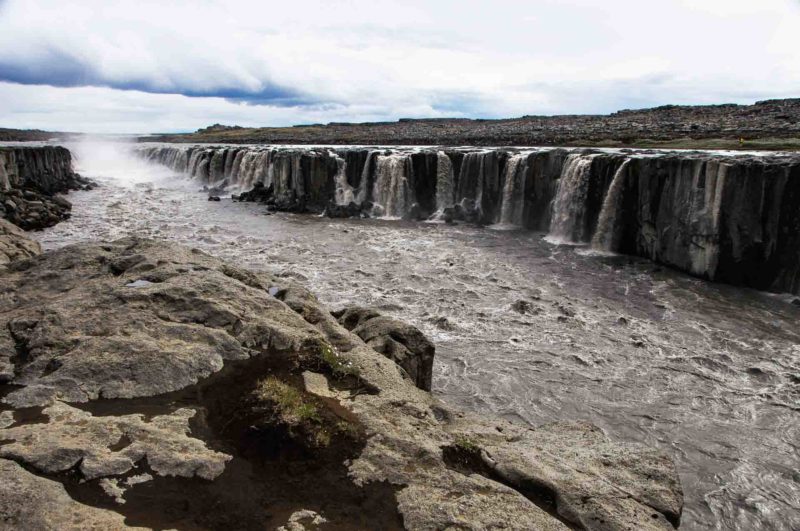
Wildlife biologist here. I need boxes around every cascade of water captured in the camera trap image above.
[209,150,226,183]
[252,151,270,189]
[474,153,486,209]
[229,150,245,185]
[270,152,295,198]
[187,149,203,178]
[432,151,455,217]
[356,151,377,204]
[548,153,597,243]
[195,154,211,183]
[260,151,273,186]
[264,151,275,188]
[496,154,526,227]
[333,155,355,205]
[371,154,413,218]
[591,159,631,252]
[174,149,189,173]
[450,152,488,220]
[290,152,304,198]
[240,151,259,190]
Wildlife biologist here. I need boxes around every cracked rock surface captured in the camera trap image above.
[0,237,682,530]
[0,401,230,481]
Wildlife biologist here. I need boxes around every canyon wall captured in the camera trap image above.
[138,145,800,294]
[0,146,91,229]
[0,146,77,194]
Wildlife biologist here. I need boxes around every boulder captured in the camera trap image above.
[333,306,435,391]
[0,218,41,265]
[324,200,366,219]
[233,182,273,203]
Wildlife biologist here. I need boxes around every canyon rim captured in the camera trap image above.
[1,1,800,530]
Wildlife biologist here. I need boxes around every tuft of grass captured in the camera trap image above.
[453,436,481,453]
[252,376,360,449]
[254,377,321,424]
[318,341,360,379]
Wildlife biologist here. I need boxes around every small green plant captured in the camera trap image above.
[318,341,360,379]
[453,436,480,453]
[313,429,332,448]
[254,377,321,424]
[252,376,364,449]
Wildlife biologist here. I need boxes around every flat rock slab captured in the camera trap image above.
[0,401,230,481]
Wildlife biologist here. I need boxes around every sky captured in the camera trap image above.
[0,0,798,134]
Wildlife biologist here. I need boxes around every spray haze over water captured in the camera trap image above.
[34,141,800,531]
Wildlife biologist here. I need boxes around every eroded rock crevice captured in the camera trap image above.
[5,351,405,531]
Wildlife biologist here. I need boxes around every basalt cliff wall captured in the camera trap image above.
[0,146,92,230]
[139,145,800,294]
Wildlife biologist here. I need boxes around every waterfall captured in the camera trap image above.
[356,151,377,204]
[432,151,455,217]
[591,159,631,252]
[371,154,413,218]
[187,149,203,178]
[264,152,275,188]
[271,153,292,197]
[254,151,270,188]
[496,154,525,227]
[548,153,596,243]
[229,150,245,185]
[333,155,355,205]
[238,151,263,191]
[174,149,189,173]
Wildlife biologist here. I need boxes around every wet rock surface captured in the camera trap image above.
[0,238,682,530]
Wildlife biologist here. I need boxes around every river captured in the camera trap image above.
[37,141,800,530]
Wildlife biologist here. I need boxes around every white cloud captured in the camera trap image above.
[0,0,798,132]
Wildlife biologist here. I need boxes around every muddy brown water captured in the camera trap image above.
[26,144,800,530]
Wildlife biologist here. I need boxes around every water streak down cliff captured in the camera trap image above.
[138,145,800,295]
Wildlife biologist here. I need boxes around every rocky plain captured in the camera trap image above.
[143,99,800,150]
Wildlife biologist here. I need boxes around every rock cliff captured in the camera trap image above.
[0,146,93,230]
[0,236,683,530]
[140,144,800,295]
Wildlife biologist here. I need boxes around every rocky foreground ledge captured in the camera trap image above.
[0,235,682,530]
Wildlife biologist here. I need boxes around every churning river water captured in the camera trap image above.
[36,142,800,530]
